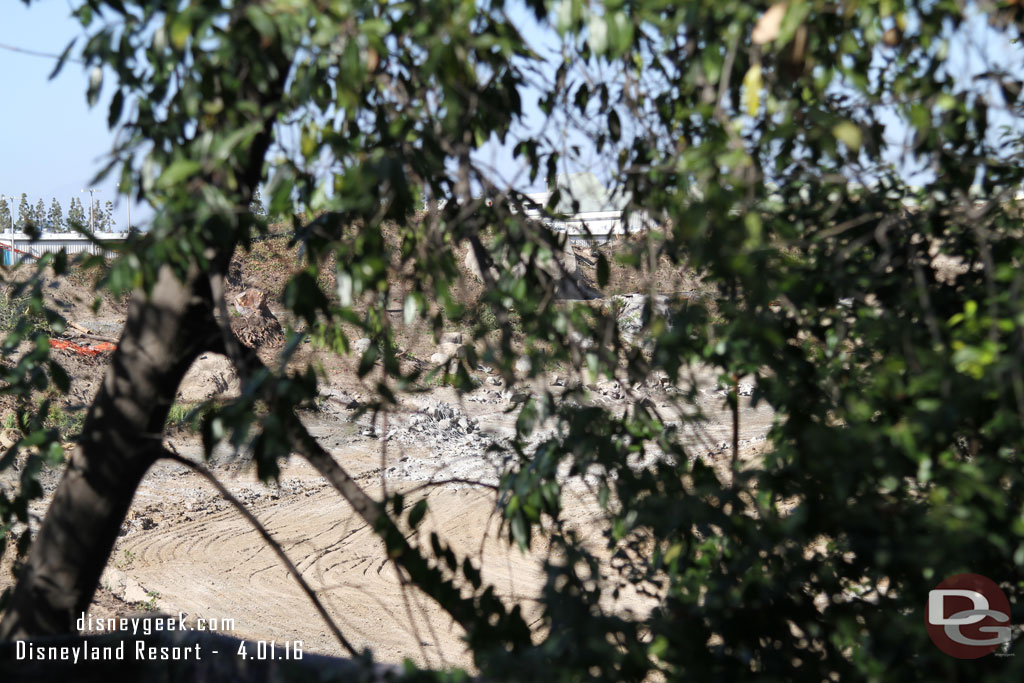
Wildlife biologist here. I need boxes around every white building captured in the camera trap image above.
[523,172,653,242]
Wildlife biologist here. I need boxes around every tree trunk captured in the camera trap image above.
[0,15,288,637]
[0,266,221,639]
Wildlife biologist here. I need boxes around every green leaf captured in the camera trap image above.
[587,15,608,54]
[408,499,427,529]
[510,513,529,550]
[48,362,70,394]
[832,121,862,150]
[608,109,621,142]
[169,13,192,50]
[48,38,77,81]
[608,11,634,57]
[157,160,202,190]
[649,635,669,659]
[743,64,762,117]
[245,6,277,42]
[108,90,124,128]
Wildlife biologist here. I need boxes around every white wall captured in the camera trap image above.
[0,232,125,263]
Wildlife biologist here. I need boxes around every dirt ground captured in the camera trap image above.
[0,241,774,670]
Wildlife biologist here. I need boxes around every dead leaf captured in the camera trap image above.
[752,3,788,45]
[882,27,902,47]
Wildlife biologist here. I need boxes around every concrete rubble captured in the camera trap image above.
[231,288,284,348]
[176,353,241,403]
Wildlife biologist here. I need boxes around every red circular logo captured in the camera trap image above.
[926,573,1011,658]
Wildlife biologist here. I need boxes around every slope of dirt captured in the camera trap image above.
[225,221,710,366]
[1,259,128,323]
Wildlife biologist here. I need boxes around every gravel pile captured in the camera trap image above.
[379,401,515,486]
[393,401,480,442]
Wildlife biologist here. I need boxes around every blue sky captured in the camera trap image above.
[0,1,135,229]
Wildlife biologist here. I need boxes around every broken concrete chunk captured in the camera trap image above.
[439,342,466,357]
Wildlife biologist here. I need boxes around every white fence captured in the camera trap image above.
[0,232,126,264]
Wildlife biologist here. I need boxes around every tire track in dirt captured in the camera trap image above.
[116,470,599,667]
[104,385,776,668]
[115,469,542,665]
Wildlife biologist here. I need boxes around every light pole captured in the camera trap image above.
[81,188,102,232]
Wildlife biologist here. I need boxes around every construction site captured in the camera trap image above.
[0,228,773,670]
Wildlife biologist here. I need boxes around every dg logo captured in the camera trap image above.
[926,573,1013,659]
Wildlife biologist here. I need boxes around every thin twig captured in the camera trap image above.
[731,375,740,486]
[0,42,83,63]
